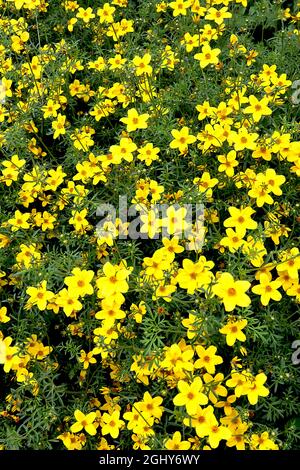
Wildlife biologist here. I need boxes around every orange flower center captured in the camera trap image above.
[227,287,237,296]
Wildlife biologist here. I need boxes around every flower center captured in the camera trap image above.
[227,287,237,296]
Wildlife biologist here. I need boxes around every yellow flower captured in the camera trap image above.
[193,171,219,198]
[123,403,143,431]
[184,405,216,437]
[170,126,196,153]
[248,181,274,207]
[0,306,10,323]
[207,421,232,449]
[250,431,278,450]
[108,54,127,70]
[0,337,7,364]
[212,273,251,312]
[76,7,95,23]
[242,235,267,267]
[226,371,249,396]
[0,234,11,248]
[217,150,239,177]
[223,206,258,237]
[194,345,223,374]
[137,142,160,166]
[205,7,232,25]
[143,250,171,280]
[181,32,201,53]
[228,128,259,151]
[252,141,273,161]
[196,123,224,150]
[182,313,201,339]
[93,321,119,345]
[276,247,300,278]
[95,296,126,325]
[132,53,152,76]
[161,206,189,236]
[215,395,236,416]
[196,100,216,120]
[70,410,97,436]
[220,228,245,253]
[42,99,60,118]
[88,56,106,71]
[97,3,115,23]
[244,95,272,122]
[148,180,165,202]
[286,282,300,301]
[34,211,56,231]
[139,391,164,420]
[69,209,89,232]
[96,261,130,297]
[264,168,286,195]
[169,0,192,17]
[133,415,155,438]
[110,137,137,163]
[176,257,214,294]
[130,301,146,324]
[101,410,124,438]
[120,108,149,132]
[64,268,94,298]
[52,113,66,139]
[259,64,278,84]
[246,49,258,66]
[8,210,31,231]
[203,372,228,404]
[161,342,194,374]
[252,274,282,306]
[152,283,176,302]
[173,377,208,415]
[139,208,161,239]
[165,431,191,450]
[156,2,168,13]
[194,44,221,68]
[45,165,66,191]
[58,432,86,450]
[97,437,115,450]
[56,288,83,317]
[78,350,97,369]
[219,319,248,346]
[159,236,184,261]
[0,336,19,373]
[0,77,12,99]
[67,17,78,32]
[244,372,269,405]
[26,280,54,311]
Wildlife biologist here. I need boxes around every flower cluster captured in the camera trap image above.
[0,0,299,451]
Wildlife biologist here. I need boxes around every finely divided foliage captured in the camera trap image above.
[0,0,300,451]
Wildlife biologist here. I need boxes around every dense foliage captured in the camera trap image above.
[0,0,299,450]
